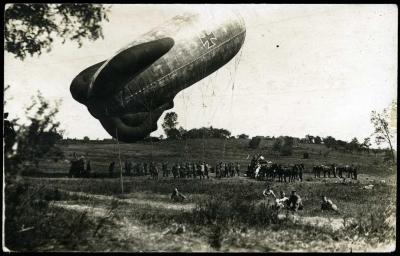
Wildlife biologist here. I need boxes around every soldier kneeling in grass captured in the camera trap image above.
[274,191,289,210]
[321,196,339,213]
[287,190,304,212]
[171,187,187,202]
[263,185,277,207]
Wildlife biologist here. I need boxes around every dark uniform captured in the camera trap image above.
[236,162,240,176]
[299,164,303,182]
[124,160,131,176]
[109,161,115,178]
[86,160,91,177]
[321,196,339,212]
[4,113,16,157]
[287,191,303,212]
[171,187,186,202]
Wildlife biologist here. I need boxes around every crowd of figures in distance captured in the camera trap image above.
[68,152,241,179]
[69,152,359,182]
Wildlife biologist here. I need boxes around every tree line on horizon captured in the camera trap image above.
[65,109,393,159]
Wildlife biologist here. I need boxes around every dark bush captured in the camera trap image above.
[249,137,262,149]
[280,145,293,156]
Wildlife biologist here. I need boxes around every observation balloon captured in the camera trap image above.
[70,10,246,142]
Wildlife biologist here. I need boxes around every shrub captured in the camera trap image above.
[190,192,279,228]
[4,179,118,251]
[280,145,293,156]
[249,137,262,149]
[272,140,282,151]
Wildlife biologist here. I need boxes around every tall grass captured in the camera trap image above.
[4,178,120,251]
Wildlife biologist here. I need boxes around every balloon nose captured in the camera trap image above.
[70,76,90,104]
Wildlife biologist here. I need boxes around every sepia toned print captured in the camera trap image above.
[3,4,397,252]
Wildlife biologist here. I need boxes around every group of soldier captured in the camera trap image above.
[69,153,91,178]
[69,151,358,184]
[69,153,244,180]
[263,186,339,213]
[122,160,242,180]
[247,154,359,183]
[119,161,161,179]
[215,162,241,178]
[252,163,305,182]
[121,161,212,179]
[312,164,358,180]
[247,155,305,182]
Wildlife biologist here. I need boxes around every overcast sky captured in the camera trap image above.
[4,4,397,148]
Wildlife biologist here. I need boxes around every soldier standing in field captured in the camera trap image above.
[144,162,148,176]
[86,159,91,178]
[163,162,168,177]
[77,155,85,177]
[299,163,303,182]
[224,163,228,178]
[204,162,209,179]
[236,162,240,177]
[353,166,358,180]
[4,112,16,162]
[108,161,115,178]
[124,159,131,176]
[191,162,196,179]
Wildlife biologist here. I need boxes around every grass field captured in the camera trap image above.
[4,138,397,252]
[35,138,394,176]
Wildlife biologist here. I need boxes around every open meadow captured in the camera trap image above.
[5,138,397,252]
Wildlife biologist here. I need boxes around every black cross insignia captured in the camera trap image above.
[200,32,217,49]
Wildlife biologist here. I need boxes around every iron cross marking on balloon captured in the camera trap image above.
[200,32,217,49]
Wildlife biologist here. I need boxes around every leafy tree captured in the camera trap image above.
[83,136,90,141]
[280,136,294,156]
[314,136,322,144]
[249,137,262,149]
[283,136,294,147]
[165,128,182,140]
[162,112,178,130]
[305,134,314,144]
[371,102,396,162]
[323,136,337,149]
[5,3,110,60]
[280,145,293,156]
[349,137,360,152]
[162,112,180,139]
[272,139,282,152]
[237,133,249,139]
[361,137,371,153]
[5,90,64,174]
[183,126,231,139]
[335,139,349,152]
[178,126,187,138]
[298,138,307,143]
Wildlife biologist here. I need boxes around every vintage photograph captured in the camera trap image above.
[3,3,397,252]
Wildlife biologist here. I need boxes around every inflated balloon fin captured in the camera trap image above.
[71,38,175,142]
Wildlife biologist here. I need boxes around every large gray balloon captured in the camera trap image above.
[70,10,246,142]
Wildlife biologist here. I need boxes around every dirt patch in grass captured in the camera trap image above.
[57,189,196,211]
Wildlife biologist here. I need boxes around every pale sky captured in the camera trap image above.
[4,4,398,148]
